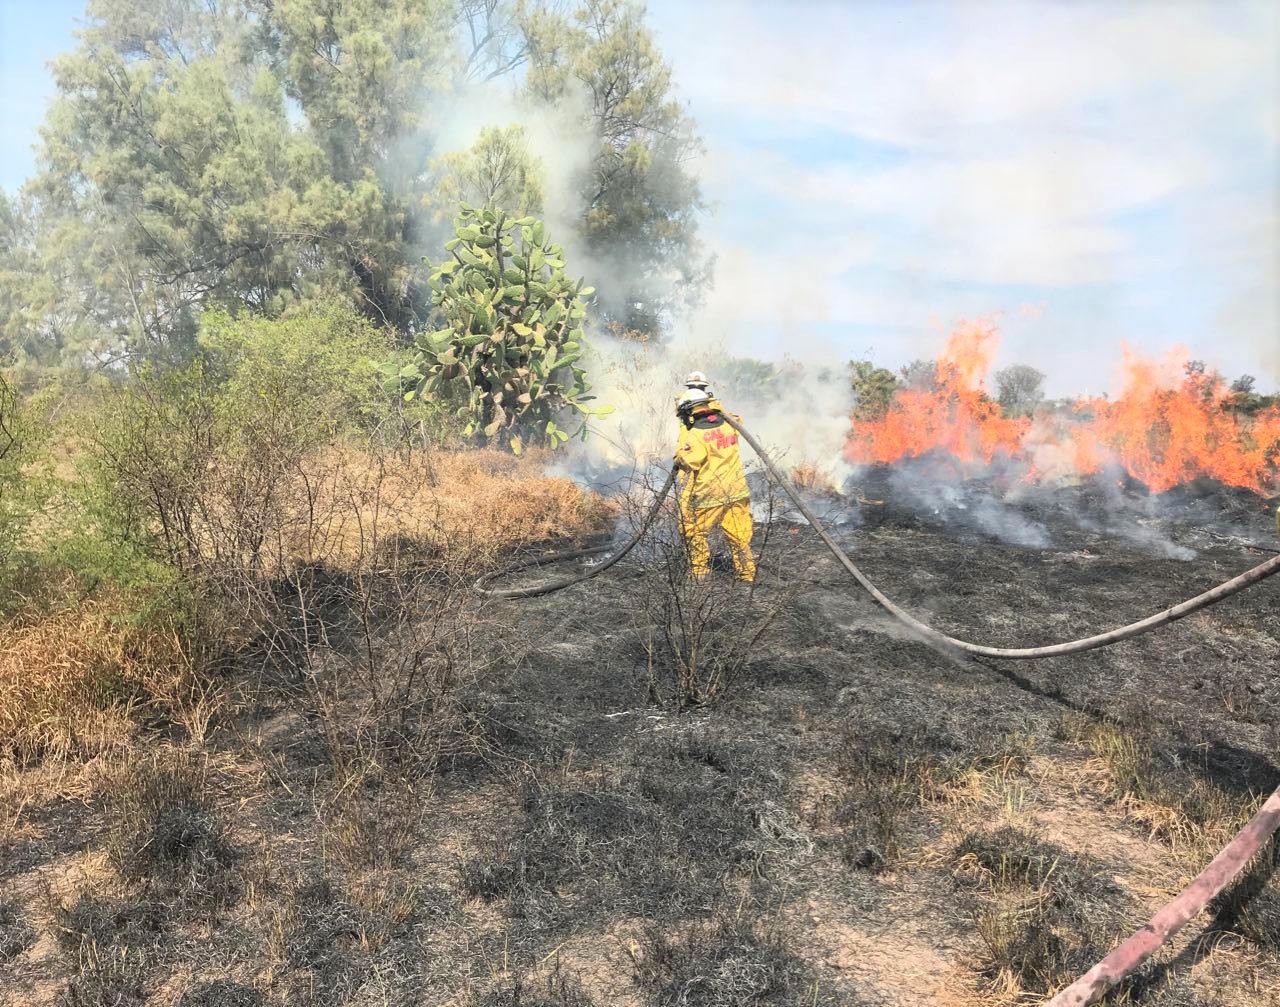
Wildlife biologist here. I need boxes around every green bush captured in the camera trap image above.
[73,303,397,577]
[0,372,26,597]
[849,359,901,420]
[406,205,611,452]
[198,303,396,437]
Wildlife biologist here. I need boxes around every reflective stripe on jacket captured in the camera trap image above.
[675,406,750,510]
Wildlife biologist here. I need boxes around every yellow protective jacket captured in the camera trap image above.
[675,402,751,510]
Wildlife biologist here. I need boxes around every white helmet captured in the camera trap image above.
[684,370,709,389]
[675,387,711,419]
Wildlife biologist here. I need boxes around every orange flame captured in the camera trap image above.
[846,322,1280,496]
[848,320,1028,467]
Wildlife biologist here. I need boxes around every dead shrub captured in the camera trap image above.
[633,917,834,1007]
[630,477,801,710]
[102,748,232,895]
[282,523,512,790]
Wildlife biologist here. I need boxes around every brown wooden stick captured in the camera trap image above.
[1044,782,1280,1007]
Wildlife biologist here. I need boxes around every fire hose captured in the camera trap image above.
[723,417,1280,661]
[1044,782,1280,1006]
[473,468,678,599]
[476,418,1280,662]
[473,421,1280,1003]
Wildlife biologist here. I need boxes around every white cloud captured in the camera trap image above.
[646,0,1280,391]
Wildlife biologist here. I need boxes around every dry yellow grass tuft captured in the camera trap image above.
[333,447,616,564]
[164,444,615,571]
[1,446,614,764]
[1072,719,1249,850]
[788,462,839,494]
[0,602,194,762]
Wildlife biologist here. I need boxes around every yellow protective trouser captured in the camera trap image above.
[683,500,756,582]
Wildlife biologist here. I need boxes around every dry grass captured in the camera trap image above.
[1067,718,1250,849]
[1,444,610,770]
[0,601,196,762]
[101,747,233,897]
[788,462,839,494]
[270,446,614,572]
[956,827,1128,998]
[135,443,615,576]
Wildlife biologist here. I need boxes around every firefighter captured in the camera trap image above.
[673,387,756,583]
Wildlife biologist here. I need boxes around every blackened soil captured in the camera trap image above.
[3,474,1277,1006]
[446,474,1278,1003]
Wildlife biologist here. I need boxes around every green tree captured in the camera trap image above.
[994,364,1045,419]
[426,125,544,226]
[717,358,782,407]
[20,0,453,366]
[405,206,609,451]
[259,0,455,180]
[513,0,709,336]
[12,0,706,366]
[899,359,939,391]
[849,360,900,421]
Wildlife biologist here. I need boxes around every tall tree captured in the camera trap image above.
[994,364,1045,418]
[425,124,544,225]
[529,0,711,337]
[20,0,454,366]
[494,0,709,337]
[10,0,705,367]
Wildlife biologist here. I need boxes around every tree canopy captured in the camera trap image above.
[2,0,707,372]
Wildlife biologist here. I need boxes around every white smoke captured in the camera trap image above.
[420,65,860,488]
[423,80,598,251]
[579,334,856,487]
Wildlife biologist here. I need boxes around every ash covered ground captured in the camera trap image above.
[2,465,1277,1006]
[442,465,1280,1004]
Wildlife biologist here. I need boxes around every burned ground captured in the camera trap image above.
[1,467,1277,1005]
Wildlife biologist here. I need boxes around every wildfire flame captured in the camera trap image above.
[846,321,1280,496]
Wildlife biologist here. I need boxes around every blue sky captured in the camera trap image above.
[0,0,81,193]
[2,1,1277,394]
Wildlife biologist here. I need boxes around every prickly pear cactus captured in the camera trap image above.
[403,206,612,452]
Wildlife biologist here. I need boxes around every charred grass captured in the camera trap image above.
[1,455,1278,1005]
[950,826,1131,996]
[633,917,839,1007]
[457,734,805,935]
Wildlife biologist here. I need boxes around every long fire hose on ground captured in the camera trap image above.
[476,418,1280,662]
[1045,783,1280,1006]
[473,468,678,600]
[722,416,1280,660]
[473,420,1280,1005]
